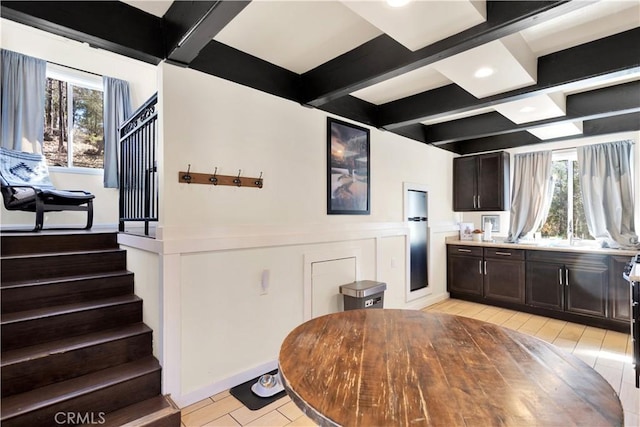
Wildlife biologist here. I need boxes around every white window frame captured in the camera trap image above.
[551,149,575,238]
[547,148,594,242]
[45,63,104,175]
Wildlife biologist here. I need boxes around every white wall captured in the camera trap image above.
[462,131,640,239]
[158,65,457,231]
[155,62,458,405]
[0,19,158,228]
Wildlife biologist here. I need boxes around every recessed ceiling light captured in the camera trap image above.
[527,122,583,140]
[474,67,494,78]
[519,106,536,113]
[387,0,411,8]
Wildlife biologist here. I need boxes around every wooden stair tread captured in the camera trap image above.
[1,270,132,289]
[96,395,179,427]
[1,248,124,261]
[1,232,119,257]
[1,249,127,283]
[1,322,151,367]
[0,356,160,421]
[1,295,141,324]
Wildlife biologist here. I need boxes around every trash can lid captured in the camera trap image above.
[339,280,387,298]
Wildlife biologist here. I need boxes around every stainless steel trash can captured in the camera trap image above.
[339,280,386,310]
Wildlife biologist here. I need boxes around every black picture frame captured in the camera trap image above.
[327,117,370,215]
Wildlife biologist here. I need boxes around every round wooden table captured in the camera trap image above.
[278,309,623,427]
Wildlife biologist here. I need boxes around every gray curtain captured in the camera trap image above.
[0,49,46,152]
[577,140,639,249]
[103,76,132,188]
[506,151,554,242]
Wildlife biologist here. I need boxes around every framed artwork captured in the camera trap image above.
[481,215,500,232]
[327,118,370,215]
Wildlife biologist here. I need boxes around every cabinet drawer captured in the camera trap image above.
[484,247,525,260]
[448,245,483,257]
[527,250,608,267]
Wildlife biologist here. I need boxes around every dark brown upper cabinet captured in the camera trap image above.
[453,151,510,211]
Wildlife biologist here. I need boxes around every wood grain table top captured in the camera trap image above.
[278,309,623,427]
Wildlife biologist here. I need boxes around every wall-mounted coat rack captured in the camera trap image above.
[178,166,263,188]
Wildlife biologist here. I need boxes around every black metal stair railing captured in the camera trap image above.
[118,93,158,236]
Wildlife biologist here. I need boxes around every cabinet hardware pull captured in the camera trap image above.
[484,260,487,275]
[559,268,563,285]
[495,252,512,256]
[565,269,569,287]
[477,195,481,209]
[457,248,471,252]
[478,260,482,275]
[473,195,476,209]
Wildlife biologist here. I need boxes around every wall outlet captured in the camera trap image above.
[260,269,270,295]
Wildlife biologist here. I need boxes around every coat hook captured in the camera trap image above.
[182,164,192,183]
[255,172,263,188]
[233,169,242,187]
[209,166,218,185]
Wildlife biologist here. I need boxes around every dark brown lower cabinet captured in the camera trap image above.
[610,255,632,322]
[526,251,608,318]
[565,260,607,317]
[447,246,483,296]
[447,246,524,303]
[526,261,564,310]
[483,248,525,304]
[448,244,632,332]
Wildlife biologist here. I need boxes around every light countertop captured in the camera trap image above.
[446,237,639,257]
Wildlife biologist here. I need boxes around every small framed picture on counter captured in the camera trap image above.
[459,222,474,240]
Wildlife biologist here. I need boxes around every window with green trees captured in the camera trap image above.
[43,66,103,169]
[539,151,591,240]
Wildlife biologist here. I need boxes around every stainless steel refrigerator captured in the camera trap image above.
[407,190,428,292]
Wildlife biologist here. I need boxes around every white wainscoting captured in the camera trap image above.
[118,221,461,408]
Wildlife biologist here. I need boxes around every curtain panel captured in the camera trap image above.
[103,76,132,189]
[0,49,46,153]
[577,140,639,249]
[506,151,554,243]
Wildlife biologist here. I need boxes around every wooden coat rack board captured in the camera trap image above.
[178,167,263,188]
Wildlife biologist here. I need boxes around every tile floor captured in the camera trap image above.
[181,299,639,426]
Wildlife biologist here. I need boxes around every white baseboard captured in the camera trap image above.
[413,292,450,310]
[173,359,278,408]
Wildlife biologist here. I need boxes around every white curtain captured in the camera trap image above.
[103,76,132,188]
[0,49,46,153]
[506,151,554,243]
[577,140,639,249]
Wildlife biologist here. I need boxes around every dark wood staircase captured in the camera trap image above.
[1,232,180,427]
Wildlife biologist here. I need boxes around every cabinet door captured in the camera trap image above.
[565,263,607,318]
[448,254,483,296]
[609,256,631,321]
[526,261,563,311]
[453,156,477,211]
[477,152,506,211]
[484,258,525,304]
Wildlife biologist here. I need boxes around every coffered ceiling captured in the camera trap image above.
[3,0,639,155]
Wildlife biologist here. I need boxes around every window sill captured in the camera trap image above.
[48,166,103,176]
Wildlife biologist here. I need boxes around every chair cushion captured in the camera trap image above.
[39,188,94,205]
[0,147,54,189]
